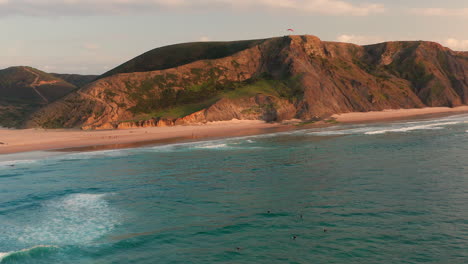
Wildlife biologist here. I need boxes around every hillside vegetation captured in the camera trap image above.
[51,73,98,88]
[0,66,77,127]
[27,35,468,129]
[99,39,267,78]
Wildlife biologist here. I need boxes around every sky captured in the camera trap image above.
[1,0,467,75]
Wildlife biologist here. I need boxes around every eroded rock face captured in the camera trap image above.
[204,94,296,122]
[29,35,468,129]
[84,118,176,130]
[81,95,295,130]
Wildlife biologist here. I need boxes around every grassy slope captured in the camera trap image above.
[51,73,98,88]
[0,66,77,127]
[99,39,267,79]
[0,67,76,103]
[109,75,303,123]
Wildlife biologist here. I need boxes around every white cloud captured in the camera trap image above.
[0,0,385,17]
[336,34,386,45]
[410,8,468,17]
[443,38,468,51]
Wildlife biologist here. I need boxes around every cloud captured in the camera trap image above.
[410,8,468,17]
[336,34,387,45]
[443,38,468,51]
[0,0,385,17]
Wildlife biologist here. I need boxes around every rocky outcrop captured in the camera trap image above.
[80,95,295,129]
[84,118,176,130]
[28,35,468,129]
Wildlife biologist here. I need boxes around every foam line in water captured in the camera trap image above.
[0,159,38,167]
[4,193,120,246]
[0,149,126,169]
[144,137,269,152]
[57,149,126,161]
[309,120,466,136]
[0,245,58,262]
[308,126,376,136]
[365,121,462,135]
[196,143,229,149]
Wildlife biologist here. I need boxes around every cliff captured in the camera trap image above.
[28,35,468,129]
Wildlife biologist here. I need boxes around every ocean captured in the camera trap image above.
[0,114,467,263]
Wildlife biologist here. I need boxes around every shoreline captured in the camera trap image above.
[0,120,292,155]
[332,106,468,123]
[1,106,468,155]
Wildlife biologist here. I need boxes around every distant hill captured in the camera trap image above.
[28,35,468,129]
[51,73,97,88]
[0,66,77,127]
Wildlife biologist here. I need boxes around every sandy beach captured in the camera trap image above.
[0,120,288,154]
[1,106,468,155]
[332,106,468,123]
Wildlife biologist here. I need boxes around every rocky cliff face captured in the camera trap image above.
[28,35,468,129]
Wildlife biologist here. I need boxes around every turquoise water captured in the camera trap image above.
[1,114,467,263]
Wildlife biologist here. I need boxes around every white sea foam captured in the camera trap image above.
[0,245,57,263]
[308,126,377,136]
[364,121,461,135]
[57,149,126,161]
[144,137,268,152]
[11,193,119,246]
[196,143,229,149]
[144,141,200,152]
[0,159,38,167]
[308,119,466,136]
[0,149,126,170]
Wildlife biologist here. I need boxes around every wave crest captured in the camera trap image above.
[0,245,58,263]
[6,193,120,246]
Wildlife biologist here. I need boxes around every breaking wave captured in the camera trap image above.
[0,245,58,263]
[3,193,119,247]
[364,121,460,135]
[309,118,467,136]
[145,138,266,152]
